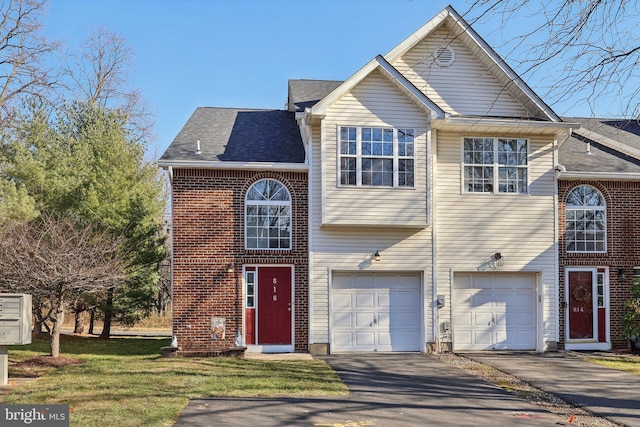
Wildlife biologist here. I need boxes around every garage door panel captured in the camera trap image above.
[333,312,353,327]
[355,332,375,346]
[474,312,493,326]
[333,292,353,308]
[474,330,493,345]
[332,272,421,352]
[474,292,495,306]
[453,312,472,326]
[355,312,375,327]
[454,273,536,351]
[355,293,374,307]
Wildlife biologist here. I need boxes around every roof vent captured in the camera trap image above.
[434,45,455,67]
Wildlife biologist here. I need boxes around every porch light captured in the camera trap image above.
[618,267,626,280]
[374,250,381,262]
[227,263,235,273]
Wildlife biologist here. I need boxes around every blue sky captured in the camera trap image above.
[40,0,604,159]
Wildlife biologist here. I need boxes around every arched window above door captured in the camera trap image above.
[566,185,606,253]
[245,179,291,250]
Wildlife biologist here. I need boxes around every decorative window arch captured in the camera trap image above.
[566,185,606,253]
[245,179,291,250]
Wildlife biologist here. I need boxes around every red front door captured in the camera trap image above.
[568,271,594,339]
[257,267,292,345]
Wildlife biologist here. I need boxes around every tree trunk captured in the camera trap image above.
[73,309,85,334]
[88,308,95,335]
[50,306,64,357]
[100,287,114,339]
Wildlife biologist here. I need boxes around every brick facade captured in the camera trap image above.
[171,168,309,352]
[558,180,640,350]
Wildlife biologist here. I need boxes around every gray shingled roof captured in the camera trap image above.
[159,108,305,164]
[288,79,343,112]
[559,117,640,174]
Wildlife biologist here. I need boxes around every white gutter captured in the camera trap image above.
[431,117,578,132]
[558,171,640,181]
[157,160,308,172]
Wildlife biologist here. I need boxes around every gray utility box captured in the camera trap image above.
[0,294,32,345]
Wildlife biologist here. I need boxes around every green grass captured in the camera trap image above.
[4,335,347,427]
[585,354,640,376]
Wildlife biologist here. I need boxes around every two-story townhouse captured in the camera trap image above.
[160,6,636,355]
[557,118,640,351]
[159,108,309,354]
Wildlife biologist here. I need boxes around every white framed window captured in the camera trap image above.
[245,270,256,308]
[566,185,606,253]
[463,137,528,193]
[245,179,291,250]
[339,126,415,188]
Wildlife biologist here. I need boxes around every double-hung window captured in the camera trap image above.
[339,126,415,187]
[463,137,528,193]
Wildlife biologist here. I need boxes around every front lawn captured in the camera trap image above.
[584,354,640,376]
[3,335,347,427]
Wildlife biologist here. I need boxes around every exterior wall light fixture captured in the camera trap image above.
[618,267,626,280]
[493,252,504,267]
[227,263,235,273]
[374,250,381,262]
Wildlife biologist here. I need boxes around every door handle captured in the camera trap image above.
[370,316,378,327]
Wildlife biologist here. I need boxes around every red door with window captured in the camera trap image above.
[568,271,594,339]
[257,267,292,344]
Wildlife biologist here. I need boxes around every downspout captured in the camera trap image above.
[430,126,439,352]
[553,128,572,351]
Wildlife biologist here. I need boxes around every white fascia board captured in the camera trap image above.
[559,171,640,181]
[431,116,578,133]
[573,128,640,161]
[309,58,381,117]
[157,160,308,172]
[309,56,444,120]
[384,8,450,62]
[375,55,445,118]
[442,6,561,123]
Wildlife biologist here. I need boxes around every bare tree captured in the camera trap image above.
[464,0,640,117]
[0,213,128,357]
[61,26,154,140]
[0,0,58,124]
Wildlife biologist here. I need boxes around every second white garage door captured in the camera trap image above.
[332,272,422,352]
[453,273,537,351]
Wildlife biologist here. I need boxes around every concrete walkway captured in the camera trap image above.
[175,353,573,426]
[464,351,640,427]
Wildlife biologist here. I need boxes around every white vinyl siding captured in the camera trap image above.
[322,70,428,227]
[435,131,557,350]
[391,26,531,118]
[308,72,433,347]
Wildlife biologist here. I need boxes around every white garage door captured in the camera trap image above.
[453,273,537,351]
[332,272,421,352]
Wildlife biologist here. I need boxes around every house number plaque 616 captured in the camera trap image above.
[272,277,277,301]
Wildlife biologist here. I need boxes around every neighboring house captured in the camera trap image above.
[159,5,638,355]
[557,118,640,351]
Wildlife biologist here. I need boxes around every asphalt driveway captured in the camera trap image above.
[465,351,640,427]
[174,353,571,426]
